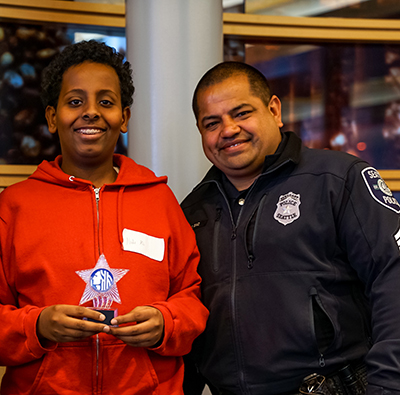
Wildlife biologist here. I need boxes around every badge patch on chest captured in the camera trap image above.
[361,167,400,214]
[274,192,301,225]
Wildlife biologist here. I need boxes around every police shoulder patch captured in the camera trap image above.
[361,166,400,214]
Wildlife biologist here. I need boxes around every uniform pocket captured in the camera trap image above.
[309,287,336,358]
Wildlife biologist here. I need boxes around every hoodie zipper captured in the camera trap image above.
[93,186,101,391]
[94,187,100,238]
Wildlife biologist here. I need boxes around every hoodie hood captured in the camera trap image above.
[29,154,168,189]
[26,154,170,261]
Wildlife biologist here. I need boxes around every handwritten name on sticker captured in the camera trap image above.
[122,229,165,262]
[361,167,400,214]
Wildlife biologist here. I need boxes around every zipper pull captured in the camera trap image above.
[231,228,237,240]
[215,207,222,221]
[247,255,254,269]
[94,187,100,202]
[319,354,325,368]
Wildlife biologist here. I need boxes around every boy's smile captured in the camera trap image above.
[45,61,130,177]
[73,127,106,139]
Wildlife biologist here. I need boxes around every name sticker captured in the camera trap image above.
[361,167,400,214]
[122,229,165,262]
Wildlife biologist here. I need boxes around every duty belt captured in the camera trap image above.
[218,362,367,395]
[298,363,367,395]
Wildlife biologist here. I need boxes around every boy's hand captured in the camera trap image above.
[37,304,110,343]
[109,306,164,348]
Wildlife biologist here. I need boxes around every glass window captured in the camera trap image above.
[224,0,245,13]
[245,0,400,19]
[243,41,400,169]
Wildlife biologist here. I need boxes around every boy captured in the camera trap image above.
[0,40,208,394]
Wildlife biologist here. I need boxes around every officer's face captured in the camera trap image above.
[196,74,283,190]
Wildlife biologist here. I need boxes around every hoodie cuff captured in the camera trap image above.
[25,306,57,357]
[147,304,173,351]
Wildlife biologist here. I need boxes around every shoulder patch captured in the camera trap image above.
[361,167,400,214]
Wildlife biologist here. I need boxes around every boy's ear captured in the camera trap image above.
[45,106,57,134]
[120,107,131,134]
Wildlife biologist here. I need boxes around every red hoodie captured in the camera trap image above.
[0,154,208,395]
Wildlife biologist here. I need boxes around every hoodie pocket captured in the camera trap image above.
[28,341,159,395]
[102,342,159,394]
[29,342,94,395]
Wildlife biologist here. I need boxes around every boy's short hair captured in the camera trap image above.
[41,40,134,109]
[192,61,272,120]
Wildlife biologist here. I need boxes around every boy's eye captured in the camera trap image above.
[69,99,82,106]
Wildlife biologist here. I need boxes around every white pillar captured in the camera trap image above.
[125,0,223,202]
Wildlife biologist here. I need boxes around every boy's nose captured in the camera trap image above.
[83,112,100,120]
[82,102,100,120]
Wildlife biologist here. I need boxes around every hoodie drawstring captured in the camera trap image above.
[117,186,125,246]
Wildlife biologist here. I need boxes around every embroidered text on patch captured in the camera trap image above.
[361,167,400,214]
[274,192,301,226]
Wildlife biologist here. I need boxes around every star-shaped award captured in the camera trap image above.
[76,254,129,310]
